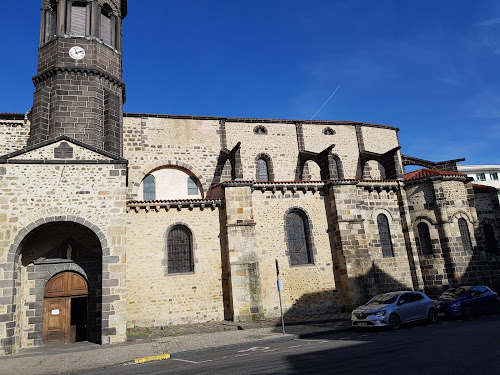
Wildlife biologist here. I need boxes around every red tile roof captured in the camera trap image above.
[472,184,498,193]
[404,168,467,181]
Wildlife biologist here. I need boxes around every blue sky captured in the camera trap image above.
[1,0,499,165]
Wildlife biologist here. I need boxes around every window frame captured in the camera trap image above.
[256,158,269,182]
[285,209,314,266]
[166,225,194,274]
[484,223,498,254]
[187,176,199,196]
[417,222,433,255]
[377,214,395,258]
[458,218,473,252]
[142,174,156,201]
[476,173,486,181]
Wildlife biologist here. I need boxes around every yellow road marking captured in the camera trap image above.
[134,354,171,364]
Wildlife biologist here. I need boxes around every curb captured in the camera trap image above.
[124,353,171,366]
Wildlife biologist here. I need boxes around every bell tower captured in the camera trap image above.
[30,0,127,156]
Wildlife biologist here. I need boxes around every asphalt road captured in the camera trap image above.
[81,314,500,375]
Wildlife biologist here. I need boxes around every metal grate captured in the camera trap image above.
[458,218,472,252]
[286,211,312,265]
[167,226,194,273]
[143,175,156,201]
[377,214,394,257]
[417,222,433,255]
[257,158,269,182]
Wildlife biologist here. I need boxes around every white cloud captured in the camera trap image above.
[474,18,500,27]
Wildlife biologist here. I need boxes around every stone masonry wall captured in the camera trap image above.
[251,188,342,316]
[123,117,222,199]
[327,182,414,307]
[0,121,30,156]
[225,121,299,181]
[301,124,360,178]
[0,159,128,355]
[125,207,225,327]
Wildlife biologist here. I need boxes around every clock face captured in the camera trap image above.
[69,46,85,60]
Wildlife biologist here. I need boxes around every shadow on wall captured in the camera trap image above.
[270,263,408,333]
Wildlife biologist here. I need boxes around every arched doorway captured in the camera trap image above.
[43,272,89,344]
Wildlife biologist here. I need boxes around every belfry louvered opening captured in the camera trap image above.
[71,2,87,36]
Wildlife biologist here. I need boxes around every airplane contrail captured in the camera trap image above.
[311,84,342,120]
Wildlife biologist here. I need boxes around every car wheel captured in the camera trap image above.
[389,313,401,330]
[428,308,438,324]
[463,305,472,319]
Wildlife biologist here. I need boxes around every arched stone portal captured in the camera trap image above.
[13,221,103,348]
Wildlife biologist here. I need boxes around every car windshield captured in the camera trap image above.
[438,287,470,300]
[365,293,400,305]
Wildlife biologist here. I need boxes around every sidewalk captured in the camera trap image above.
[0,313,351,375]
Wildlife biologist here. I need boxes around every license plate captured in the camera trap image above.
[357,322,368,326]
[438,313,445,317]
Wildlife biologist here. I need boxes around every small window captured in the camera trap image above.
[143,175,156,201]
[187,176,199,195]
[323,127,335,135]
[286,210,313,265]
[257,158,269,182]
[167,225,194,273]
[71,3,87,36]
[458,218,472,252]
[484,224,498,254]
[377,214,394,257]
[491,173,498,181]
[417,222,433,255]
[101,4,112,45]
[476,173,486,181]
[254,125,267,134]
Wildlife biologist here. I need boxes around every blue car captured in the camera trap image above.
[435,286,500,319]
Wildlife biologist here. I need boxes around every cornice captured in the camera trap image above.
[33,66,124,87]
[127,199,223,212]
[32,65,126,103]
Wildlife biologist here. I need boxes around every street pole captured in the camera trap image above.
[275,259,285,335]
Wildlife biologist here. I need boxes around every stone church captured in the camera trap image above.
[0,0,499,356]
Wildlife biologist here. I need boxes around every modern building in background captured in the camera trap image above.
[0,0,499,356]
[457,165,500,201]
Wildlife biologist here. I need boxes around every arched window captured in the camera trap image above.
[377,214,394,257]
[101,4,113,45]
[286,210,313,265]
[167,225,194,273]
[257,158,269,182]
[71,2,87,36]
[254,125,267,134]
[417,222,433,255]
[143,175,156,201]
[323,127,335,135]
[458,218,472,252]
[187,176,199,195]
[484,224,498,254]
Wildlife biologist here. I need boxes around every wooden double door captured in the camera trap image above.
[43,272,88,344]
